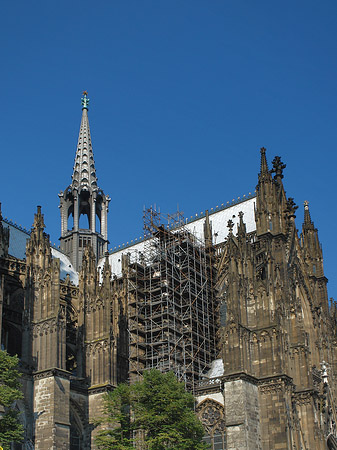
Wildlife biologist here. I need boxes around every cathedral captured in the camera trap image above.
[1,93,337,450]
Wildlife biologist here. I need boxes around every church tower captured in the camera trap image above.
[59,92,110,271]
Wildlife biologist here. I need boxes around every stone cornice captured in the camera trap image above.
[222,371,259,385]
[33,368,71,381]
[218,372,294,393]
[292,389,316,405]
[258,374,294,394]
[258,373,293,386]
[309,274,328,283]
[196,380,223,395]
[88,383,115,395]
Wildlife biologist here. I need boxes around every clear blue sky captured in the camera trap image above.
[1,1,336,297]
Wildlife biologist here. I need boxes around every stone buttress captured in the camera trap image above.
[213,149,336,450]
[24,206,70,450]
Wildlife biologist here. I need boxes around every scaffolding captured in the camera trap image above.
[127,207,217,392]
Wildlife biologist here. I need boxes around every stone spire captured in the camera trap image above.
[26,206,51,270]
[237,210,246,240]
[59,92,110,271]
[203,210,213,249]
[300,201,328,312]
[71,92,98,190]
[259,147,270,180]
[255,147,288,236]
[32,206,46,242]
[303,200,314,229]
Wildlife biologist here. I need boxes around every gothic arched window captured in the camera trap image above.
[196,399,226,450]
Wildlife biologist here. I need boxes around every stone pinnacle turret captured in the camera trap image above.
[71,92,98,190]
[59,92,110,271]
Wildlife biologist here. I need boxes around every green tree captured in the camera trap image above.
[96,369,209,450]
[0,351,24,450]
[95,383,134,450]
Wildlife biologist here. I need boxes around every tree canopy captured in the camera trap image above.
[95,369,209,450]
[0,350,24,450]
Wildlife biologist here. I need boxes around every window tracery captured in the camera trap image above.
[196,399,226,450]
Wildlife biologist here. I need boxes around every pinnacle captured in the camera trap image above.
[71,92,98,190]
[103,252,111,275]
[33,205,45,231]
[303,200,314,229]
[260,147,269,177]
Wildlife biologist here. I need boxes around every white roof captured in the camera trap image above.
[206,359,224,378]
[185,197,256,244]
[98,197,256,278]
[51,248,79,285]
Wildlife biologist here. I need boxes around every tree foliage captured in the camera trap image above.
[96,369,209,450]
[95,383,134,450]
[0,351,24,449]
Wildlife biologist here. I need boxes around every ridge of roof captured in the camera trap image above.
[2,217,67,255]
[108,191,256,254]
[2,217,31,235]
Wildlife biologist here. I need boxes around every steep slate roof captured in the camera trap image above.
[2,219,30,260]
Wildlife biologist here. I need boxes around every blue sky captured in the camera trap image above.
[1,1,336,297]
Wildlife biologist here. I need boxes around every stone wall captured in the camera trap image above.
[224,378,261,450]
[258,377,293,450]
[89,390,106,450]
[33,371,70,450]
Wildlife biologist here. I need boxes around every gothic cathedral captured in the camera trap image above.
[0,93,336,450]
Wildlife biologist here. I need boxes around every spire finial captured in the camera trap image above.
[32,205,46,234]
[227,219,234,234]
[271,156,286,181]
[81,91,89,110]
